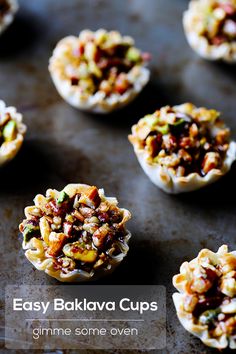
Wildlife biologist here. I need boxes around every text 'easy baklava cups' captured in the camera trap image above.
[183,0,236,62]
[19,184,131,282]
[173,245,236,349]
[129,103,236,194]
[0,0,18,35]
[49,29,150,113]
[0,100,26,166]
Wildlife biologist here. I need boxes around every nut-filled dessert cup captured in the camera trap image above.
[129,103,236,193]
[0,100,26,166]
[183,0,236,62]
[49,29,150,113]
[19,184,131,282]
[173,245,236,349]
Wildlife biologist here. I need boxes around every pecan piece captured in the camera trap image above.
[72,209,85,222]
[79,186,101,209]
[92,224,111,248]
[47,232,68,257]
[202,152,220,174]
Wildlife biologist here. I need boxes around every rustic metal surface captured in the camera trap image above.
[0,0,236,353]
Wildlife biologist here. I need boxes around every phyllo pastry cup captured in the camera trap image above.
[183,0,236,62]
[129,103,236,194]
[0,0,18,35]
[19,184,131,282]
[173,245,236,349]
[0,100,26,166]
[49,29,150,113]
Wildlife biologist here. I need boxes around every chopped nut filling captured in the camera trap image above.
[173,245,236,346]
[52,29,150,97]
[188,0,236,45]
[129,103,231,177]
[19,185,131,275]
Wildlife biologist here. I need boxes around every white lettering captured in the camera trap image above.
[13,298,23,311]
[119,298,131,311]
[13,299,50,314]
[119,298,158,314]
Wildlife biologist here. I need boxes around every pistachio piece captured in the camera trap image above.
[88,61,102,78]
[143,114,159,128]
[23,224,40,243]
[199,309,220,325]
[57,191,69,205]
[126,47,141,62]
[2,120,17,142]
[157,124,169,135]
[63,241,98,263]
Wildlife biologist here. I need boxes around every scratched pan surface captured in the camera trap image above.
[0,0,236,353]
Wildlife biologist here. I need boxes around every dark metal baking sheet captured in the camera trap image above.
[0,0,236,353]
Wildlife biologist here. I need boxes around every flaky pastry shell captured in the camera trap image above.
[183,0,236,62]
[0,100,26,166]
[173,245,236,349]
[22,184,131,282]
[132,141,236,194]
[129,103,236,194]
[49,34,150,114]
